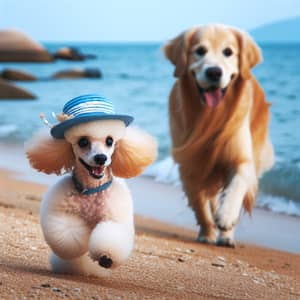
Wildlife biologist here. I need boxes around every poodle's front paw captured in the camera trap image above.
[89,250,114,269]
[98,255,113,269]
[89,251,114,269]
[89,221,134,268]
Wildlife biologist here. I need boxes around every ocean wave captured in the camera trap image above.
[257,193,300,217]
[0,124,18,138]
[260,163,300,202]
[145,156,300,216]
[144,157,180,185]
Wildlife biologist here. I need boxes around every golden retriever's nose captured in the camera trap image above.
[94,154,107,165]
[206,67,222,82]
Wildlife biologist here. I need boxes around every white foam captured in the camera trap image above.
[145,156,300,217]
[0,124,18,137]
[260,163,300,201]
[144,156,180,185]
[257,193,300,216]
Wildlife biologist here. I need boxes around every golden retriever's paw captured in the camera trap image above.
[197,236,216,245]
[216,237,236,248]
[215,205,239,231]
[196,230,216,245]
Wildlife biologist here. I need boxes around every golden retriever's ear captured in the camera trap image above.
[233,29,262,79]
[163,28,197,77]
[25,129,75,175]
[111,127,157,178]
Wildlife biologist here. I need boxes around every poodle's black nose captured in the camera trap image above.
[94,154,107,165]
[99,255,113,268]
[206,66,223,82]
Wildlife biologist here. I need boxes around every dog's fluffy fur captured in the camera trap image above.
[164,24,274,246]
[26,120,157,276]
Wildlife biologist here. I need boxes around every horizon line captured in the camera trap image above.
[41,39,300,45]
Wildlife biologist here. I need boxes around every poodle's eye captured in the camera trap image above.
[78,137,90,148]
[195,46,207,56]
[106,136,114,147]
[223,47,233,57]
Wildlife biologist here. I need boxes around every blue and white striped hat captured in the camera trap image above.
[51,94,133,139]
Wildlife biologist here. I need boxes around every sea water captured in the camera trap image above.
[0,42,299,216]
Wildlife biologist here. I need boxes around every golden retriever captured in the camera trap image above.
[164,24,274,247]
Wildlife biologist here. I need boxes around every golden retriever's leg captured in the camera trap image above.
[210,196,218,216]
[192,198,217,244]
[215,113,257,247]
[215,163,256,247]
[181,171,217,243]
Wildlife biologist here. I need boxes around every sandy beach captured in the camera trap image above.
[0,162,300,299]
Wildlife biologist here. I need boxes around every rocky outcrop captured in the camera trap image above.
[52,68,102,79]
[0,79,36,99]
[0,29,52,62]
[1,69,37,81]
[53,47,96,61]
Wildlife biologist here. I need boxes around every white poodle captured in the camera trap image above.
[25,94,157,276]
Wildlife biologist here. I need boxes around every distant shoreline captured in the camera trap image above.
[40,41,300,46]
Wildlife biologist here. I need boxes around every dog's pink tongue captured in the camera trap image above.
[203,89,223,108]
[93,166,103,176]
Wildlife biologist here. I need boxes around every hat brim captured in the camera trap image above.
[50,113,134,139]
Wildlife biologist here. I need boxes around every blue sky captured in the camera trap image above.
[0,0,299,42]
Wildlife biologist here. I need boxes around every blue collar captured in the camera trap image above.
[72,175,113,195]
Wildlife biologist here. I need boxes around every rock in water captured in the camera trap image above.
[53,47,96,61]
[1,69,37,81]
[0,29,52,62]
[84,68,102,78]
[0,79,36,99]
[52,68,102,79]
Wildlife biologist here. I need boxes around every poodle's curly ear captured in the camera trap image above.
[233,29,262,80]
[25,129,75,175]
[111,127,157,178]
[163,28,197,77]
